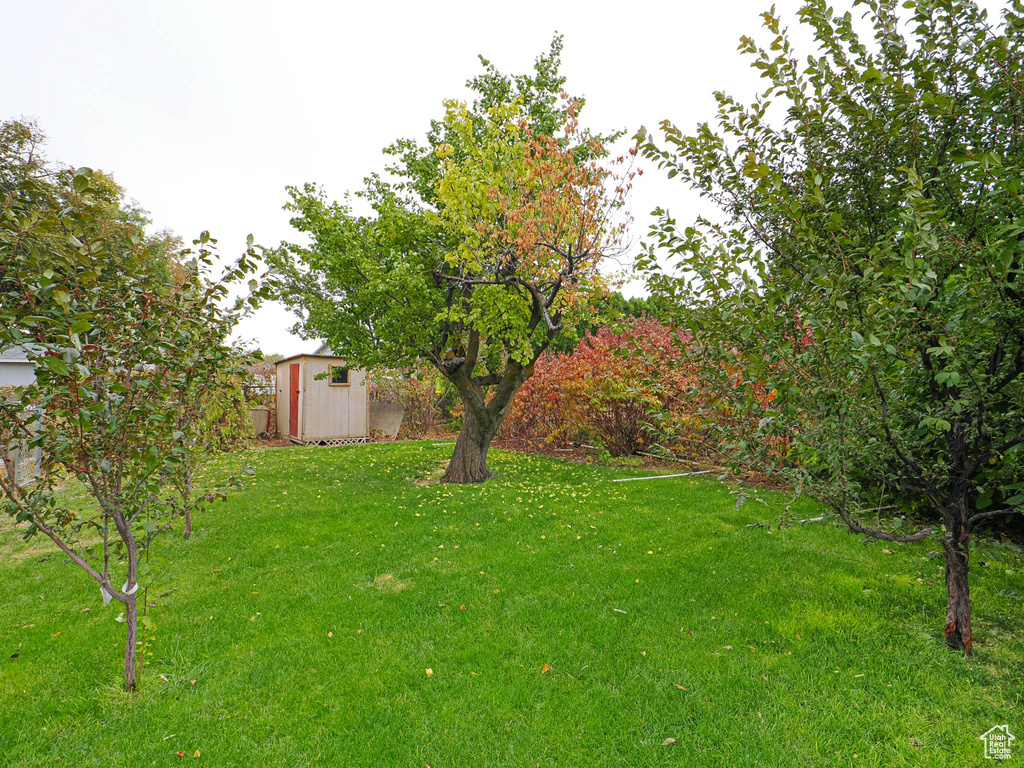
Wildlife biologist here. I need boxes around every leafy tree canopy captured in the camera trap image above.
[273,37,635,482]
[639,0,1024,653]
[0,119,183,288]
[551,290,673,353]
[1,122,266,690]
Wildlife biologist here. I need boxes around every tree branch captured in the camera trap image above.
[518,279,562,333]
[472,373,501,387]
[439,275,516,287]
[828,500,933,542]
[870,372,944,506]
[968,506,1021,528]
[464,329,480,379]
[33,514,127,604]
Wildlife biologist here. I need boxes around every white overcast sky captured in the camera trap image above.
[3,1,1007,355]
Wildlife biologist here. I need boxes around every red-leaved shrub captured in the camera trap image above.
[500,318,707,457]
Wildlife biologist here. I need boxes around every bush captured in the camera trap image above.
[500,318,710,458]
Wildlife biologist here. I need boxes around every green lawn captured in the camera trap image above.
[1,443,1021,767]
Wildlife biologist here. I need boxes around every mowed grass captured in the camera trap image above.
[1,443,1021,767]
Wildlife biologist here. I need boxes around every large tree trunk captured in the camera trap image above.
[442,407,502,483]
[441,371,525,484]
[942,518,973,654]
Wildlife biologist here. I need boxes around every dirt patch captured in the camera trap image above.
[371,573,413,593]
[0,516,55,563]
[254,437,295,449]
[413,457,450,486]
[0,513,106,565]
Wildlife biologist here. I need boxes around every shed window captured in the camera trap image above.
[329,365,349,386]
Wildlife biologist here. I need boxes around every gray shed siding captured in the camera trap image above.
[0,361,35,387]
[275,355,368,442]
[0,346,38,387]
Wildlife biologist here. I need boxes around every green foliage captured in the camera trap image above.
[549,290,674,354]
[382,36,620,206]
[0,131,268,687]
[0,119,184,287]
[167,345,256,539]
[640,0,1024,651]
[277,180,445,371]
[275,52,624,372]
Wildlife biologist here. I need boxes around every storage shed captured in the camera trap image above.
[0,344,39,387]
[275,354,369,445]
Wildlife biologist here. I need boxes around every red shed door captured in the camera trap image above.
[289,363,300,438]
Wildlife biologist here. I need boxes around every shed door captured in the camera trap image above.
[289,363,300,438]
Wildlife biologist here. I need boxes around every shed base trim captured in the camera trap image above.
[288,436,370,447]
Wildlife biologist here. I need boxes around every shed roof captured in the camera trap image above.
[0,343,43,363]
[275,352,350,366]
